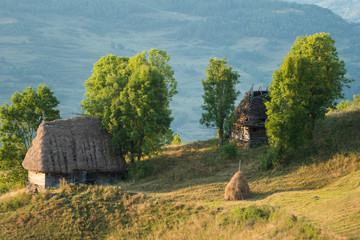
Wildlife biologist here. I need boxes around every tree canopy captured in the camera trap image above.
[0,84,60,167]
[200,57,240,147]
[82,49,176,163]
[265,33,351,163]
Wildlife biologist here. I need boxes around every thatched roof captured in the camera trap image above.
[22,116,126,174]
[234,89,269,127]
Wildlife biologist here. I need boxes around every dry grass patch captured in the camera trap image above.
[260,170,360,239]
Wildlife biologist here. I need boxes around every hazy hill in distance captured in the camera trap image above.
[285,0,360,23]
[0,0,360,141]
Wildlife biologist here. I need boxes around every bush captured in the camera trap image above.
[258,148,281,170]
[329,94,360,113]
[126,160,154,180]
[221,205,273,226]
[235,205,272,222]
[0,165,27,194]
[299,223,321,238]
[221,142,237,158]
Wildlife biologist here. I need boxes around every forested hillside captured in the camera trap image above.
[0,0,359,140]
[286,0,360,23]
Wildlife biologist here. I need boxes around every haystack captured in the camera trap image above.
[224,171,250,200]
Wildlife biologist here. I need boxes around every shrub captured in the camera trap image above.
[0,165,27,194]
[221,142,237,158]
[235,205,272,222]
[330,94,360,113]
[258,148,280,170]
[221,205,273,226]
[299,223,321,238]
[126,160,154,180]
[337,100,351,111]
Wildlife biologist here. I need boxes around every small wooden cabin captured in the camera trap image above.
[231,88,269,147]
[22,116,127,191]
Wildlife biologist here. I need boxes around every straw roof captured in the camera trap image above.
[22,116,126,174]
[234,90,269,127]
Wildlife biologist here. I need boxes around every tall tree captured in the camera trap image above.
[0,84,60,167]
[200,57,240,147]
[265,33,351,162]
[82,49,176,164]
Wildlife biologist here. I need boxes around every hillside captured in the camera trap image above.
[0,0,360,141]
[1,108,360,239]
[286,0,360,23]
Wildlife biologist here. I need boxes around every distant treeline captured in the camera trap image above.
[0,0,148,19]
[0,0,354,41]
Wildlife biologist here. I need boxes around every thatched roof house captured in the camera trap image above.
[22,116,126,190]
[231,88,269,146]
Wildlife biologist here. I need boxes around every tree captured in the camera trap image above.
[171,133,182,145]
[200,57,240,147]
[0,84,60,167]
[82,49,176,164]
[265,33,351,162]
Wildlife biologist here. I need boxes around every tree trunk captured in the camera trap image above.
[130,155,135,165]
[307,114,316,140]
[137,150,142,162]
[219,127,224,148]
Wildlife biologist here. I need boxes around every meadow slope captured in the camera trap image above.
[0,108,360,239]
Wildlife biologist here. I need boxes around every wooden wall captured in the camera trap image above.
[231,126,267,148]
[249,127,267,141]
[231,126,250,141]
[28,171,124,189]
[28,171,46,189]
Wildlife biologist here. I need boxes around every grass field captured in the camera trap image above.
[0,109,360,239]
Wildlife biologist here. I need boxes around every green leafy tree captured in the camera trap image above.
[0,84,60,168]
[171,133,182,145]
[265,33,351,162]
[200,57,240,147]
[82,49,176,164]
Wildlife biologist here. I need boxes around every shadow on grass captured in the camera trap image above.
[248,187,316,201]
[310,109,360,160]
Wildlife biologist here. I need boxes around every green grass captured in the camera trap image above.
[1,109,360,239]
[0,166,27,194]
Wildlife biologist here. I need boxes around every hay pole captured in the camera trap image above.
[238,160,241,172]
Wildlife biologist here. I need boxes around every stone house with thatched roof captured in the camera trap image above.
[22,116,127,191]
[231,87,269,146]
